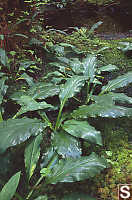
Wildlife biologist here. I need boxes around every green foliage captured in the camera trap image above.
[72,94,132,118]
[52,130,81,158]
[0,37,132,199]
[0,172,21,200]
[45,152,106,184]
[91,124,132,199]
[101,72,132,94]
[25,134,43,181]
[0,77,8,105]
[0,118,45,154]
[14,95,54,117]
[118,42,132,52]
[0,0,131,198]
[62,120,102,145]
[73,21,103,39]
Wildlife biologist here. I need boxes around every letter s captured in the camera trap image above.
[120,185,130,199]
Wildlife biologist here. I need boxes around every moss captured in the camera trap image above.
[94,123,132,199]
[98,38,132,71]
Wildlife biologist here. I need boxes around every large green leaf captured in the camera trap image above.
[111,93,132,104]
[0,48,8,66]
[16,95,54,116]
[25,134,43,181]
[18,73,34,86]
[45,152,107,184]
[73,104,132,118]
[118,42,132,52]
[82,54,96,82]
[52,131,81,158]
[48,62,67,73]
[0,171,21,200]
[0,77,8,105]
[28,83,60,100]
[40,147,58,169]
[69,58,83,74]
[10,83,60,101]
[88,21,103,36]
[62,193,96,200]
[59,76,86,105]
[62,119,102,145]
[49,57,82,75]
[101,72,132,93]
[99,64,118,72]
[72,95,132,119]
[57,56,70,65]
[94,93,132,104]
[91,94,114,105]
[10,91,26,101]
[0,118,45,153]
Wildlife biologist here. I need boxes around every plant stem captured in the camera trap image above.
[26,176,44,200]
[85,81,90,104]
[47,154,58,168]
[39,112,53,130]
[55,102,64,130]
[0,111,3,122]
[99,90,105,96]
[26,154,57,200]
[73,96,81,103]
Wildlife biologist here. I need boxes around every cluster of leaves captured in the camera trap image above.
[0,39,132,200]
[118,41,132,53]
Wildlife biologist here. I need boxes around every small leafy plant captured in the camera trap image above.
[118,41,132,54]
[0,43,132,199]
[72,21,103,39]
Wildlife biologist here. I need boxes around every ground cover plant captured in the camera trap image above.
[0,39,132,199]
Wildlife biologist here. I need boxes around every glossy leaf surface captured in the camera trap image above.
[0,77,8,105]
[99,64,118,72]
[11,83,60,101]
[69,58,83,74]
[16,95,54,116]
[72,94,132,119]
[0,118,45,153]
[82,54,96,82]
[28,83,60,100]
[118,42,132,52]
[18,73,34,86]
[101,72,132,93]
[46,152,107,184]
[40,147,58,169]
[0,48,8,66]
[52,131,81,158]
[25,134,43,180]
[59,76,85,104]
[0,171,21,200]
[97,93,132,104]
[62,119,102,145]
